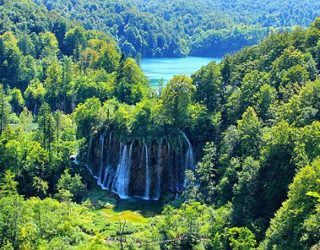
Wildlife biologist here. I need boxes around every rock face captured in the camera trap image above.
[85,130,196,200]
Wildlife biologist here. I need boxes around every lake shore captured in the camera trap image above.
[140,57,222,87]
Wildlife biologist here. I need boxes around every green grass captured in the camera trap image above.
[85,187,118,208]
[84,188,164,225]
[82,188,159,246]
[97,208,148,224]
[114,198,164,217]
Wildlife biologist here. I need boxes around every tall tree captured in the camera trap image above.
[0,85,10,135]
[161,75,195,128]
[38,103,55,157]
[0,32,22,87]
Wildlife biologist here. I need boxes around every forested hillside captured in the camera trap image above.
[0,0,320,249]
[33,0,320,57]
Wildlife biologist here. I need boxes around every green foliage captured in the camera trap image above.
[278,80,320,127]
[63,26,87,59]
[37,103,55,151]
[56,169,86,203]
[227,227,256,250]
[2,1,320,249]
[24,79,45,113]
[0,84,11,134]
[85,39,120,73]
[33,0,320,57]
[0,32,22,87]
[32,176,48,198]
[130,99,160,139]
[0,196,101,249]
[196,142,217,203]
[294,121,320,168]
[157,202,212,249]
[262,160,320,249]
[114,58,148,105]
[181,170,199,203]
[237,107,262,158]
[39,32,59,59]
[192,62,221,112]
[73,97,104,138]
[0,170,18,197]
[161,75,195,128]
[232,157,260,228]
[255,122,297,229]
[9,88,24,114]
[226,71,270,123]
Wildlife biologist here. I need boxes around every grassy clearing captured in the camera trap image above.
[97,208,148,224]
[84,188,163,225]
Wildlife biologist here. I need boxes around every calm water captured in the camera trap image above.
[140,57,221,87]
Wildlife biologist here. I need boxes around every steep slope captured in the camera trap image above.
[33,0,320,57]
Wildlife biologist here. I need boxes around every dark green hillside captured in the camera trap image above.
[34,0,320,57]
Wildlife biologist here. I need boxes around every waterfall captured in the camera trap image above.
[108,131,113,149]
[112,143,132,199]
[71,154,80,165]
[112,143,124,194]
[97,132,105,187]
[81,129,197,200]
[104,165,114,190]
[154,140,162,200]
[102,131,113,189]
[167,141,174,191]
[85,134,95,175]
[101,166,109,190]
[143,144,151,200]
[85,165,94,176]
[101,131,112,190]
[182,132,196,170]
[87,134,93,164]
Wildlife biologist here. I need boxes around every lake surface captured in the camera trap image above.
[140,57,221,87]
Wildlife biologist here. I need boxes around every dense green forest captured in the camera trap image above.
[0,0,320,249]
[33,0,320,57]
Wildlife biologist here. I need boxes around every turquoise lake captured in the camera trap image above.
[140,57,222,87]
